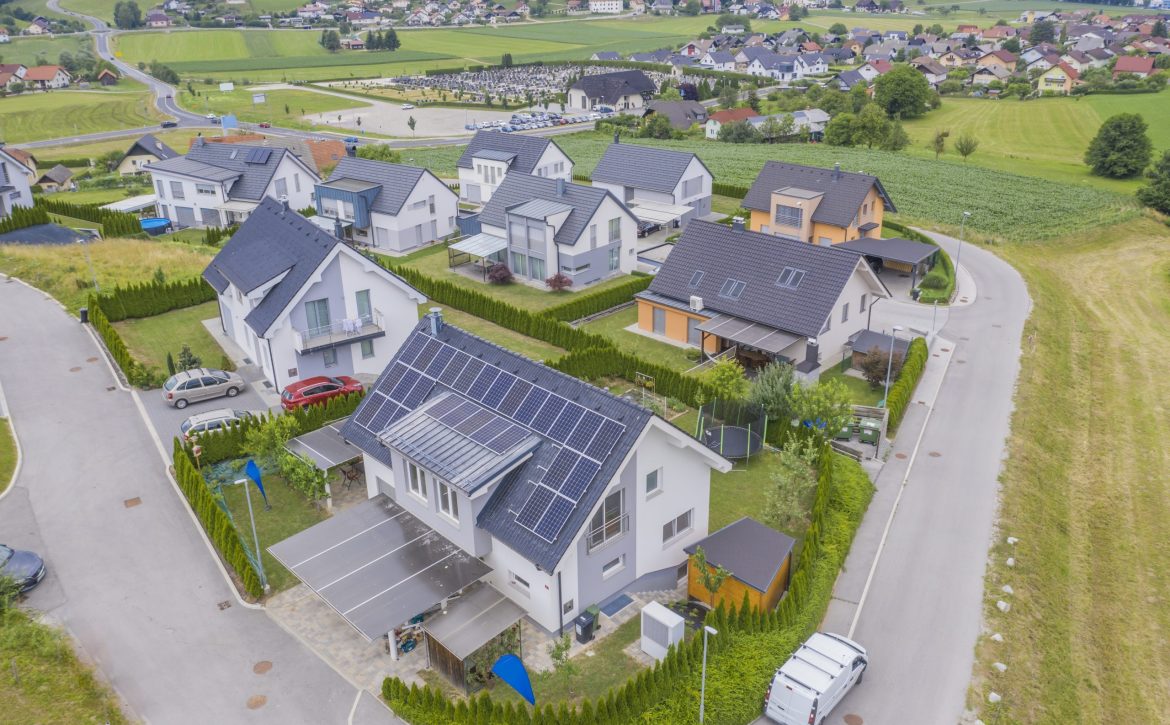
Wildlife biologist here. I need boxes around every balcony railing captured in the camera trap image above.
[585,513,629,554]
[295,310,384,352]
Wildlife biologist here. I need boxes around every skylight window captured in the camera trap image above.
[689,271,705,288]
[718,278,746,300]
[776,267,805,290]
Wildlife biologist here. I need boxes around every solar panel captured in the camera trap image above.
[413,338,443,372]
[530,396,567,433]
[560,458,600,500]
[470,419,512,446]
[543,449,580,490]
[512,388,549,425]
[566,411,603,452]
[397,335,428,366]
[585,419,625,461]
[424,345,456,378]
[354,392,389,427]
[497,379,532,417]
[401,377,434,409]
[368,401,402,434]
[455,408,495,436]
[515,485,555,529]
[244,147,272,164]
[548,404,585,444]
[424,395,464,420]
[481,373,515,409]
[485,425,531,454]
[466,367,499,401]
[437,351,469,386]
[389,368,421,402]
[438,400,477,426]
[453,358,486,392]
[534,495,575,542]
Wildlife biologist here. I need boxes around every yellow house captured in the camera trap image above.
[743,161,895,246]
[685,517,796,612]
[1037,62,1079,95]
[116,133,179,176]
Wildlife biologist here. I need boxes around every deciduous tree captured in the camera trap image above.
[1136,150,1170,214]
[873,65,933,119]
[1084,113,1152,178]
[955,133,979,160]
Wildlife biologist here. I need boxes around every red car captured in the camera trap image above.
[258,122,272,128]
[281,375,362,411]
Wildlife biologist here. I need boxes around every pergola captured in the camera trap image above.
[448,232,508,281]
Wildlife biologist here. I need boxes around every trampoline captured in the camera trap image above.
[695,401,767,460]
[701,425,763,459]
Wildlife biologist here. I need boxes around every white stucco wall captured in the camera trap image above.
[814,261,888,366]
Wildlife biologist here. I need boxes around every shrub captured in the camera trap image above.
[0,205,51,234]
[542,275,651,322]
[35,197,140,236]
[884,337,928,430]
[86,294,164,388]
[918,266,949,290]
[545,273,573,291]
[486,262,513,285]
[94,277,217,321]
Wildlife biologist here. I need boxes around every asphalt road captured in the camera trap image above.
[0,278,394,723]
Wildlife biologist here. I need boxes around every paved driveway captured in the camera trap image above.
[142,364,276,449]
[0,278,393,723]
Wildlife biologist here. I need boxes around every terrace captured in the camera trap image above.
[295,310,386,353]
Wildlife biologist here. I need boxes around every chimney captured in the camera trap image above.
[427,307,444,336]
[731,216,745,232]
[281,196,289,211]
[833,162,841,180]
[334,218,344,238]
[347,143,357,158]
[556,177,566,197]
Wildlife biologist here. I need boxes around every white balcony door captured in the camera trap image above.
[305,298,330,335]
[355,289,371,322]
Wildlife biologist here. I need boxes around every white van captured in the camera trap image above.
[763,632,867,725]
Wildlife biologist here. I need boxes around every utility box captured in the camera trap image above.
[640,601,684,661]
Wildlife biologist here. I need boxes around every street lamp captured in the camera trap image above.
[884,324,904,406]
[956,210,971,272]
[699,625,718,724]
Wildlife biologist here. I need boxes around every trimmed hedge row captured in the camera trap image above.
[885,336,927,431]
[382,445,875,724]
[0,205,50,234]
[172,439,264,598]
[712,181,751,199]
[541,275,651,322]
[548,346,714,409]
[37,197,141,236]
[96,278,217,322]
[87,294,160,387]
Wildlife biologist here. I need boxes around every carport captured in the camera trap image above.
[447,232,508,281]
[285,422,360,470]
[838,237,939,289]
[627,199,692,229]
[268,494,492,651]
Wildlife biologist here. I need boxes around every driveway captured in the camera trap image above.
[0,277,397,723]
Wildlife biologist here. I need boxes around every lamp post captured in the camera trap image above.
[956,210,971,272]
[700,625,718,724]
[884,324,904,406]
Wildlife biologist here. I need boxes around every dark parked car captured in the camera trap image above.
[637,220,661,238]
[0,544,46,592]
[281,375,362,411]
[160,120,178,128]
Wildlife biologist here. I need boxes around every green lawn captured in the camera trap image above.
[216,471,330,593]
[708,449,807,547]
[0,609,129,725]
[0,237,216,312]
[0,418,16,495]
[113,301,226,373]
[0,34,92,66]
[818,366,884,407]
[579,306,695,372]
[60,186,151,206]
[423,305,565,362]
[30,130,203,166]
[177,87,369,129]
[0,90,162,144]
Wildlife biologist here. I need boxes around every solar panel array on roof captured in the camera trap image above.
[348,331,628,544]
[245,147,273,165]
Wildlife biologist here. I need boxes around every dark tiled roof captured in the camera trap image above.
[39,164,72,184]
[124,133,178,162]
[837,236,937,266]
[684,517,795,592]
[340,318,654,571]
[325,156,438,216]
[479,174,633,245]
[643,220,875,338]
[455,130,567,174]
[151,142,311,201]
[642,101,709,131]
[570,70,657,104]
[591,143,708,193]
[743,161,896,227]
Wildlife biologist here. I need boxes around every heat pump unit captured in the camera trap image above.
[689,296,704,312]
[640,601,685,661]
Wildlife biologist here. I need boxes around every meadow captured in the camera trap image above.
[177,86,369,126]
[0,34,94,66]
[0,90,162,144]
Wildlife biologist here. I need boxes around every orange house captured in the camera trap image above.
[685,517,796,612]
[743,161,896,246]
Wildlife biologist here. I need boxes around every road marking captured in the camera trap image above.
[0,376,25,504]
[348,690,363,725]
[848,339,954,639]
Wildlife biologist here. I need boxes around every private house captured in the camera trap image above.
[24,16,50,34]
[699,50,737,71]
[36,164,74,192]
[977,49,1018,72]
[0,63,26,90]
[314,156,458,253]
[911,57,949,86]
[301,310,735,645]
[146,10,172,26]
[22,65,71,90]
[185,134,347,178]
[1113,55,1155,78]
[590,142,713,227]
[0,30,9,43]
[203,197,427,392]
[117,134,179,176]
[828,69,867,91]
[567,70,657,111]
[3,147,37,186]
[641,100,708,130]
[147,140,318,228]
[704,107,759,139]
[970,64,1011,86]
[633,219,890,374]
[591,51,621,60]
[747,109,831,140]
[1037,62,1079,94]
[743,161,895,245]
[0,145,35,219]
[455,131,573,204]
[96,68,119,85]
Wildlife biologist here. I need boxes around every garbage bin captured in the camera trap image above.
[859,419,881,446]
[574,611,596,644]
[79,307,88,324]
[834,420,854,441]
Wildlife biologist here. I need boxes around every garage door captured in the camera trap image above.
[466,184,481,203]
[174,206,197,228]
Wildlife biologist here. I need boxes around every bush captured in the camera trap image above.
[94,277,217,321]
[35,197,140,236]
[918,266,948,290]
[486,262,513,285]
[542,275,651,322]
[884,337,928,430]
[545,273,573,291]
[0,205,50,234]
[86,294,164,388]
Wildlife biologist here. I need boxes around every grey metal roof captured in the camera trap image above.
[743,161,896,227]
[695,314,800,355]
[123,133,179,162]
[422,582,524,660]
[472,149,518,163]
[837,236,938,266]
[324,156,438,216]
[646,220,878,339]
[479,174,634,246]
[508,198,574,219]
[268,494,491,641]
[378,393,541,495]
[849,329,910,358]
[285,421,361,470]
[684,517,795,592]
[340,317,654,572]
[151,141,310,201]
[455,130,566,174]
[570,70,657,104]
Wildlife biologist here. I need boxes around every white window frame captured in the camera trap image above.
[601,554,625,579]
[841,303,849,323]
[360,338,375,359]
[607,217,620,243]
[860,293,867,313]
[437,480,459,522]
[407,461,427,502]
[508,570,531,596]
[323,348,338,367]
[645,467,662,497]
[662,509,693,544]
[169,180,185,200]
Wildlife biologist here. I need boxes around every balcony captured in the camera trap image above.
[295,310,385,353]
[585,513,629,554]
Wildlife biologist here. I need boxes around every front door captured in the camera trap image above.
[653,307,666,335]
[467,184,481,203]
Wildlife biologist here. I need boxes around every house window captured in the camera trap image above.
[590,224,597,249]
[587,489,625,551]
[294,173,301,193]
[602,555,625,579]
[361,339,375,359]
[355,289,371,321]
[862,202,868,215]
[428,195,436,214]
[774,204,802,227]
[169,180,185,200]
[608,245,620,271]
[275,178,288,199]
[682,176,702,198]
[662,509,693,543]
[437,481,459,522]
[860,293,867,313]
[407,461,427,501]
[562,262,591,273]
[510,251,527,277]
[645,468,662,496]
[821,315,831,333]
[529,256,546,280]
[323,348,338,367]
[508,571,530,596]
[608,217,620,242]
[196,183,215,196]
[156,179,165,198]
[652,307,666,335]
[527,222,545,250]
[841,303,849,323]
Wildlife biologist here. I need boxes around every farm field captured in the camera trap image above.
[177,87,369,128]
[901,95,1170,192]
[0,90,161,144]
[406,131,1137,242]
[972,216,1170,724]
[0,34,93,66]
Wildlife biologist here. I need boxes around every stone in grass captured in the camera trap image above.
[1007,536,1018,545]
[1002,584,1014,595]
[991,633,1003,643]
[1006,557,1015,568]
[988,692,1002,704]
[996,600,1011,613]
[993,662,1007,672]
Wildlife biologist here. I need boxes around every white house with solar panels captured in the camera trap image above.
[146,139,318,229]
[269,309,731,648]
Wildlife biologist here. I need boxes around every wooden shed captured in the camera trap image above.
[685,517,795,612]
[422,582,525,694]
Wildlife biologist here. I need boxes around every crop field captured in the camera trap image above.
[901,95,1170,192]
[0,90,162,144]
[0,34,93,66]
[178,87,368,126]
[406,131,1137,241]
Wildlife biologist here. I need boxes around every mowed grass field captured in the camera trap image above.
[971,216,1170,723]
[901,94,1170,192]
[0,90,161,144]
[177,87,369,127]
[0,34,93,66]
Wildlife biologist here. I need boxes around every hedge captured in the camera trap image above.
[712,181,751,199]
[36,197,141,236]
[172,439,264,598]
[87,294,162,387]
[542,275,651,322]
[0,205,50,234]
[381,444,875,724]
[548,346,715,409]
[95,277,217,322]
[884,336,927,431]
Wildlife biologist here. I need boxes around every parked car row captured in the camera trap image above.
[463,110,609,134]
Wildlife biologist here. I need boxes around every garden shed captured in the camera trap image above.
[684,517,795,612]
[423,582,525,693]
